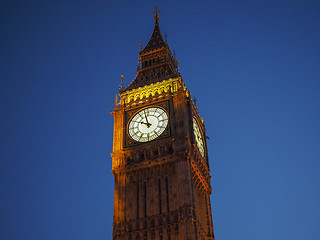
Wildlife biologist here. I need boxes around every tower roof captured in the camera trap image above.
[141,16,167,54]
[120,8,179,93]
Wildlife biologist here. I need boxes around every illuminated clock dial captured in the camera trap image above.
[128,107,169,142]
[193,117,205,157]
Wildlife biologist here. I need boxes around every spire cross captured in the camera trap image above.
[153,6,160,21]
[164,32,167,43]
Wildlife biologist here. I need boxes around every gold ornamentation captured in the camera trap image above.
[118,77,185,105]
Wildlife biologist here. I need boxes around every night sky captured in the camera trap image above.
[1,1,320,239]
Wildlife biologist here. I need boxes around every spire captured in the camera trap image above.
[120,8,179,93]
[141,6,167,53]
[153,6,160,22]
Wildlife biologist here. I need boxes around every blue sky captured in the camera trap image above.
[1,1,320,239]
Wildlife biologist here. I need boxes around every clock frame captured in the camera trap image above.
[192,116,206,158]
[128,107,168,143]
[124,101,171,147]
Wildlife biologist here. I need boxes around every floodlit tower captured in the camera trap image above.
[111,8,215,240]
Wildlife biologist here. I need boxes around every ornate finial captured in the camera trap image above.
[164,32,167,43]
[193,96,197,106]
[139,40,142,52]
[115,94,118,107]
[137,57,141,70]
[173,50,176,59]
[153,6,160,21]
[119,75,124,90]
[176,58,180,74]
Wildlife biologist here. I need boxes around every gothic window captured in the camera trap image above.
[136,183,139,219]
[158,216,163,226]
[174,224,179,234]
[128,223,132,231]
[144,182,147,218]
[151,229,155,239]
[154,149,158,156]
[159,227,163,238]
[174,213,178,222]
[168,145,173,154]
[158,178,162,214]
[166,215,171,224]
[165,176,169,212]
[161,146,165,155]
[135,233,140,240]
[167,226,171,240]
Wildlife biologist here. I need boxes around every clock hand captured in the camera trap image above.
[144,110,150,125]
[143,110,152,127]
[140,121,152,127]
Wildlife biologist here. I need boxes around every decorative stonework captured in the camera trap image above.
[119,77,186,106]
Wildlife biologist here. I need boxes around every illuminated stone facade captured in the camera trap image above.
[111,9,215,240]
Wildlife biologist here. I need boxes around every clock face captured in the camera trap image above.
[128,107,169,142]
[193,117,205,157]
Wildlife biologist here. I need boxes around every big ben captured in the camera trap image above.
[111,8,215,240]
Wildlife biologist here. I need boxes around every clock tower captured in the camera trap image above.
[111,8,215,240]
